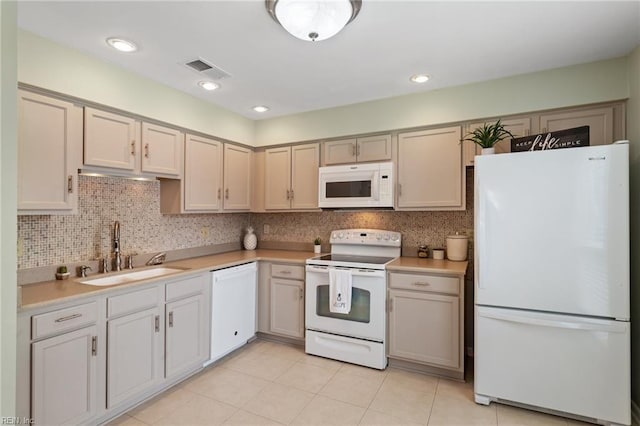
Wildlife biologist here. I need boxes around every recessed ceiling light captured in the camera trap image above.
[106,37,138,53]
[198,81,220,91]
[253,105,270,113]
[410,74,430,83]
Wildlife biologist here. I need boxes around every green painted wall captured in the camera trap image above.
[255,58,629,146]
[18,30,256,145]
[1,1,17,416]
[628,45,640,422]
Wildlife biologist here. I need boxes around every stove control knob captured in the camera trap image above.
[383,234,390,241]
[376,234,382,240]
[338,232,344,239]
[391,235,400,242]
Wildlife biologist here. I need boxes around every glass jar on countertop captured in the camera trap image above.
[418,245,429,258]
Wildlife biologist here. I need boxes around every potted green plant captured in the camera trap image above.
[313,237,322,254]
[55,265,70,280]
[462,119,515,155]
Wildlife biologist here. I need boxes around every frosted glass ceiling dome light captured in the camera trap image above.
[266,0,362,42]
[106,37,138,53]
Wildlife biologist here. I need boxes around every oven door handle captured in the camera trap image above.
[306,265,386,278]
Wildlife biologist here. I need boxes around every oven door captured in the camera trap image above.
[305,265,386,341]
[318,165,383,208]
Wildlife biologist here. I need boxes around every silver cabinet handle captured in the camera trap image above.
[286,190,290,200]
[168,311,174,328]
[217,188,221,200]
[412,282,431,287]
[398,183,402,197]
[154,315,160,332]
[131,141,136,156]
[299,288,303,299]
[225,188,229,199]
[290,189,294,199]
[55,313,82,323]
[67,175,73,194]
[280,270,291,275]
[91,336,97,356]
[144,143,150,158]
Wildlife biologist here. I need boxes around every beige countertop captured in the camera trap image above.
[387,257,468,275]
[20,250,468,311]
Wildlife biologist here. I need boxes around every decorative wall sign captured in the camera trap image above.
[511,126,590,152]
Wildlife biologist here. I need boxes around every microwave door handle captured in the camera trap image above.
[371,171,380,200]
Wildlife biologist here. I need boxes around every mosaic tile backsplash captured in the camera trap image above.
[18,176,250,269]
[18,171,474,270]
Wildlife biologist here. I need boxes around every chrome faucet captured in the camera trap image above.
[113,221,122,271]
[146,252,166,266]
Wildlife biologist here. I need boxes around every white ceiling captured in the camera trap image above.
[17,1,640,120]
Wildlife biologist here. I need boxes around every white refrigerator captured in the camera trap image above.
[474,142,631,426]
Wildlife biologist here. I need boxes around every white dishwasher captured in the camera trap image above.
[207,262,257,364]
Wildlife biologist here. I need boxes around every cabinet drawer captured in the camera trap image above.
[271,264,304,280]
[32,301,98,340]
[108,286,161,318]
[166,275,204,302]
[389,272,459,295]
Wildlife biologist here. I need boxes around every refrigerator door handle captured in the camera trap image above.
[479,309,628,333]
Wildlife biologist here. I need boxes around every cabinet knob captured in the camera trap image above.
[91,336,97,356]
[144,143,150,158]
[67,175,73,194]
[225,188,229,199]
[131,141,136,156]
[286,190,290,200]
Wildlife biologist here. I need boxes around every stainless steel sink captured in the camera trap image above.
[78,267,186,286]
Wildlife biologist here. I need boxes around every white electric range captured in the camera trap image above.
[305,229,401,369]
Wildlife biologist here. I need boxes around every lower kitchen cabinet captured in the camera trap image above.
[31,324,98,425]
[107,306,163,408]
[388,271,465,378]
[270,278,304,338]
[165,274,209,380]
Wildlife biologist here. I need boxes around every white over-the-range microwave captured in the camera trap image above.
[318,161,394,208]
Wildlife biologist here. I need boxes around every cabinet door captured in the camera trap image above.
[84,107,139,171]
[184,134,223,211]
[264,146,292,210]
[107,307,163,408]
[291,143,320,209]
[357,134,392,162]
[389,289,459,369]
[141,122,183,177]
[463,118,531,166]
[270,278,304,339]
[223,144,252,211]
[18,91,81,213]
[166,294,208,379]
[539,106,614,146]
[397,126,463,209]
[323,138,357,165]
[32,325,98,425]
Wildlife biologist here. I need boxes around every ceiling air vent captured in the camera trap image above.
[184,58,231,80]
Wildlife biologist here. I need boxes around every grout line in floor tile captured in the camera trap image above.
[425,378,440,425]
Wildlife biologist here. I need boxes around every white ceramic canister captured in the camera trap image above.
[446,233,469,261]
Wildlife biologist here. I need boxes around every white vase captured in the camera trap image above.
[314,244,321,254]
[243,226,257,250]
[481,147,495,155]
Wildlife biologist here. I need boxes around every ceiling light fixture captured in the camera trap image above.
[253,105,270,113]
[198,81,220,91]
[266,0,362,42]
[106,37,138,53]
[410,74,430,83]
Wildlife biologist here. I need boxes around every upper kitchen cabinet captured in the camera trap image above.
[84,107,140,172]
[265,143,319,210]
[18,90,82,215]
[538,105,615,146]
[323,134,391,165]
[223,144,252,211]
[141,123,183,177]
[397,126,465,211]
[183,134,223,212]
[463,117,531,167]
[85,107,183,178]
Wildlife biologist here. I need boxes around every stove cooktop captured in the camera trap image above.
[306,254,397,270]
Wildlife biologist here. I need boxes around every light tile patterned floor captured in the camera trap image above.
[109,340,592,426]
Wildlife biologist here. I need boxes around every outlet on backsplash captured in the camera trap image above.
[200,227,210,239]
[263,224,270,234]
